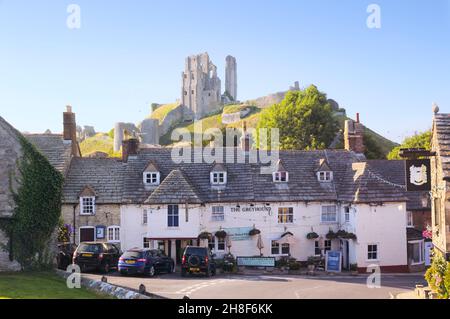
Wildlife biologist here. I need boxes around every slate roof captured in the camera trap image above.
[61,146,423,206]
[433,113,450,180]
[145,170,202,204]
[25,134,73,174]
[62,158,124,204]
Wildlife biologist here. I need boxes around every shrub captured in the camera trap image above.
[425,253,448,299]
[306,232,319,240]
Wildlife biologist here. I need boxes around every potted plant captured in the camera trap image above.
[306,232,319,240]
[198,231,212,240]
[307,256,316,272]
[350,263,358,275]
[215,230,227,239]
[326,230,337,240]
[249,228,261,236]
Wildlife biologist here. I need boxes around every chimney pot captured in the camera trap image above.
[66,105,72,113]
[356,113,360,123]
[122,138,139,162]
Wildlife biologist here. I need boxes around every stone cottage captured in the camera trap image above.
[0,106,80,271]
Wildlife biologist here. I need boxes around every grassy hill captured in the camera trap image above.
[149,102,180,124]
[79,133,121,158]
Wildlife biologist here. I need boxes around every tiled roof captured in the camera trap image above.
[62,158,124,204]
[25,134,73,174]
[61,146,424,206]
[434,113,450,179]
[145,170,202,204]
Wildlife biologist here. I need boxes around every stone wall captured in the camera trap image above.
[0,117,23,271]
[61,204,121,245]
[159,104,186,137]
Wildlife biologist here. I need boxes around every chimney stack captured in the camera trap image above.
[63,105,80,157]
[122,138,139,162]
[344,114,365,154]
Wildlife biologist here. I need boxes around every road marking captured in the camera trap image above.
[175,279,236,296]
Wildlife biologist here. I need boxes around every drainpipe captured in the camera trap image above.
[72,204,77,244]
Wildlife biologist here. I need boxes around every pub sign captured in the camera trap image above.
[405,159,431,191]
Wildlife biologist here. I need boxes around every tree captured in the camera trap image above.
[387,131,431,160]
[257,85,338,150]
[364,132,385,159]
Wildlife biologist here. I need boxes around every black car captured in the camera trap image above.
[73,242,121,273]
[57,243,77,270]
[119,249,175,277]
[181,246,216,277]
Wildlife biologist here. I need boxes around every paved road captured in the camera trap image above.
[83,271,426,299]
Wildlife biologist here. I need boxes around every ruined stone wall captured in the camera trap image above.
[139,119,159,145]
[225,55,237,101]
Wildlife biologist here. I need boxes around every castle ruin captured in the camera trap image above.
[225,55,237,101]
[181,52,237,120]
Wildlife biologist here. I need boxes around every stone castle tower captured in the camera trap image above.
[225,55,237,101]
[181,53,222,120]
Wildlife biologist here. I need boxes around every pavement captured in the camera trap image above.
[82,271,426,299]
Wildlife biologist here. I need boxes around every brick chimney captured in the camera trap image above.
[122,138,139,162]
[63,105,80,156]
[240,121,251,152]
[344,114,365,154]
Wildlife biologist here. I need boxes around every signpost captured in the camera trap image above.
[236,256,275,267]
[405,159,431,191]
[325,251,342,273]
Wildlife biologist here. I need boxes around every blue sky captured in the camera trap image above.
[0,0,449,142]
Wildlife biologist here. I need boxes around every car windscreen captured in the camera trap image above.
[122,251,143,259]
[185,247,208,256]
[77,244,103,253]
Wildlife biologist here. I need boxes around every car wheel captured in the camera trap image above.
[148,265,155,277]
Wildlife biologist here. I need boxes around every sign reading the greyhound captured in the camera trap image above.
[406,159,431,191]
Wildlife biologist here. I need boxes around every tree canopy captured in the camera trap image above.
[387,131,431,160]
[257,85,338,150]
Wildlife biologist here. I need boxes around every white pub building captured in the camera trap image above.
[61,119,421,273]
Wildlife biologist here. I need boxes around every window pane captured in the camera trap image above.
[271,241,279,255]
[281,243,290,255]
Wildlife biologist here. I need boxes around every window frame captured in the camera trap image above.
[277,207,294,224]
[80,196,96,215]
[143,172,160,186]
[142,209,148,225]
[321,205,338,223]
[107,225,120,243]
[406,211,414,228]
[210,172,227,185]
[208,236,226,253]
[271,240,290,256]
[408,240,425,265]
[344,206,351,223]
[211,206,225,222]
[317,171,333,182]
[167,204,179,228]
[273,171,289,183]
[367,244,379,261]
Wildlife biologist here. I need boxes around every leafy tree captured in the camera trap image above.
[364,132,385,159]
[257,85,338,150]
[387,131,431,160]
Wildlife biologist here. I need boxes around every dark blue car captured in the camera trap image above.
[118,249,175,277]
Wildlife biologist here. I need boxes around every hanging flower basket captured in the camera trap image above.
[326,230,338,240]
[249,228,261,236]
[215,230,228,239]
[198,232,212,240]
[335,230,357,240]
[306,232,319,240]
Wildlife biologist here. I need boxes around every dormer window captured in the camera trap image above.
[79,186,96,215]
[143,172,160,185]
[143,161,160,186]
[273,159,288,183]
[273,171,288,183]
[210,163,227,186]
[211,172,227,185]
[317,171,333,182]
[80,196,95,215]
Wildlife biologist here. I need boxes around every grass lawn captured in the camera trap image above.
[0,272,109,299]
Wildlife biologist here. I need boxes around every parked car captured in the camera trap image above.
[72,242,121,273]
[119,249,175,277]
[57,243,77,270]
[181,246,216,277]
